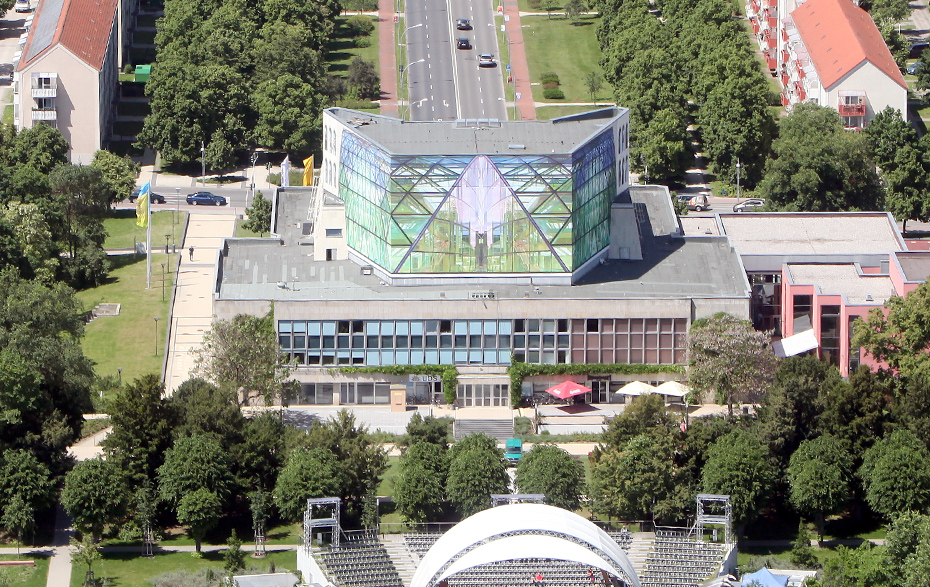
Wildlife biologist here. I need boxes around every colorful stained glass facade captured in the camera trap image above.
[338,128,616,275]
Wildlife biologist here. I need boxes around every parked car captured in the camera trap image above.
[732,198,766,212]
[478,54,497,67]
[505,438,523,466]
[911,42,929,58]
[456,18,471,30]
[14,0,32,13]
[908,62,921,75]
[186,191,227,206]
[128,187,166,204]
[687,194,709,212]
[456,37,471,50]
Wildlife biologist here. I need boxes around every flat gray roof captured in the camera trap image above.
[896,251,930,282]
[787,264,891,305]
[326,107,626,156]
[217,190,748,302]
[720,212,903,256]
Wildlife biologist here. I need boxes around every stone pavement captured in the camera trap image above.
[501,0,536,120]
[378,0,399,117]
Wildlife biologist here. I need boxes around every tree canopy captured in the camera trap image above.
[787,434,852,539]
[394,441,449,523]
[860,429,930,518]
[701,430,775,531]
[273,446,342,522]
[515,444,585,511]
[446,433,509,517]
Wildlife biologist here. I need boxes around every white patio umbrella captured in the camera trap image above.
[655,381,690,398]
[614,381,657,396]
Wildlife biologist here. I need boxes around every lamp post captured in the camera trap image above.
[174,187,179,231]
[736,158,742,204]
[249,150,259,208]
[153,316,159,356]
[402,59,426,120]
[160,262,166,302]
[398,23,424,108]
[200,141,206,187]
[117,367,122,387]
[164,234,170,255]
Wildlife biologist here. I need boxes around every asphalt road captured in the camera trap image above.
[449,0,507,120]
[404,0,458,121]
[140,186,253,210]
[404,0,506,121]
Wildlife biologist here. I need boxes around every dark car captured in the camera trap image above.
[186,191,227,206]
[457,37,471,50]
[456,18,471,30]
[732,198,766,213]
[910,42,929,58]
[908,62,921,75]
[128,187,166,204]
[478,53,497,67]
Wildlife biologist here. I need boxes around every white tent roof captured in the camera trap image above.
[615,381,656,396]
[772,329,818,358]
[410,504,641,587]
[654,381,690,398]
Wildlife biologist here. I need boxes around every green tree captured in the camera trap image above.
[1,202,58,282]
[70,536,101,580]
[0,449,54,516]
[515,444,585,511]
[564,0,587,20]
[1,495,33,555]
[250,22,327,86]
[8,123,69,175]
[103,374,176,486]
[758,103,883,211]
[601,393,676,450]
[90,150,139,207]
[242,191,273,237]
[868,0,910,26]
[864,107,916,168]
[819,367,892,463]
[790,522,818,569]
[61,457,128,542]
[235,411,294,492]
[401,413,452,448]
[193,312,293,406]
[885,511,930,587]
[157,434,234,508]
[787,435,852,540]
[446,433,509,517]
[822,542,887,587]
[246,75,319,153]
[177,488,222,553]
[347,57,380,100]
[688,313,778,414]
[394,441,449,523]
[169,378,244,448]
[272,447,342,522]
[860,429,930,519]
[701,430,775,533]
[306,409,387,525]
[584,71,604,101]
[590,434,678,522]
[631,108,690,183]
[853,281,930,379]
[224,529,245,574]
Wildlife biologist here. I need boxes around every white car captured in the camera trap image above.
[14,0,32,13]
[478,54,496,67]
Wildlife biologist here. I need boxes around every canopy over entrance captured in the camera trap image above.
[410,503,641,587]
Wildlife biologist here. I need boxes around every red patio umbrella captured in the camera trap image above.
[546,380,592,400]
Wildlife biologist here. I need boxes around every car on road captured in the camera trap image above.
[686,194,708,212]
[14,0,31,12]
[732,198,766,213]
[456,37,471,50]
[478,53,496,67]
[456,18,471,30]
[909,62,921,75]
[128,187,166,204]
[186,191,227,206]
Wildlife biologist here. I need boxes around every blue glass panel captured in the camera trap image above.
[410,321,424,335]
[426,349,439,363]
[439,350,453,364]
[410,350,425,365]
[395,351,409,365]
[366,351,380,365]
[498,351,511,364]
[469,350,482,363]
[381,350,394,364]
[308,322,321,335]
[381,321,394,335]
[396,321,409,335]
[454,350,468,363]
[454,321,467,335]
[484,350,497,363]
[484,321,497,335]
[293,322,307,333]
[279,321,292,333]
[469,320,482,335]
[322,322,336,335]
[499,320,512,335]
[366,322,379,335]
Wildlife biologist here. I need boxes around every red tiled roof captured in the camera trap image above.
[20,0,117,71]
[791,0,906,90]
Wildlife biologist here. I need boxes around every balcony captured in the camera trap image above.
[31,87,56,98]
[767,34,777,48]
[781,93,790,107]
[838,103,866,116]
[766,55,777,69]
[31,109,56,121]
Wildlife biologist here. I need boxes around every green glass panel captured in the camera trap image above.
[393,196,431,215]
[533,194,571,214]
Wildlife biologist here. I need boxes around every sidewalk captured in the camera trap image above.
[501,0,536,120]
[378,0,399,117]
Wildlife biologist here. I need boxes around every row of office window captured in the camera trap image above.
[296,381,507,407]
[278,318,688,367]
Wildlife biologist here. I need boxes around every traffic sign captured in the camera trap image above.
[506,64,511,71]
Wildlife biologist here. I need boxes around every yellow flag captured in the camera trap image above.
[303,155,314,186]
[135,182,150,227]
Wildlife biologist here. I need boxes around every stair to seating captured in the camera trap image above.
[382,534,419,586]
[453,418,513,441]
[624,533,654,577]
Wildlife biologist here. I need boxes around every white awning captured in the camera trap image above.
[654,381,690,397]
[772,329,819,358]
[614,381,656,396]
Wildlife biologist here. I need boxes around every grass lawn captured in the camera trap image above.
[535,105,605,120]
[103,209,186,251]
[234,219,264,238]
[76,254,174,384]
[70,549,297,587]
[519,0,565,14]
[520,15,608,104]
[3,104,12,126]
[0,554,50,587]
[326,16,380,78]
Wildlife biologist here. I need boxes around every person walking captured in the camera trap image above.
[188,246,194,261]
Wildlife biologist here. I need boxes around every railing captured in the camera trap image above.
[31,87,55,98]
[838,103,866,116]
[31,108,56,120]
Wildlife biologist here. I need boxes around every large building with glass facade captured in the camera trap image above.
[214,109,751,408]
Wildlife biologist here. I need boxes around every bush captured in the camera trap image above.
[355,36,372,48]
[540,72,560,85]
[543,88,565,99]
[347,15,375,37]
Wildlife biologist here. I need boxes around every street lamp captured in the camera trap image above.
[200,141,206,187]
[160,262,166,302]
[397,23,424,106]
[249,150,259,208]
[735,158,742,204]
[117,367,122,387]
[402,59,426,120]
[174,187,179,233]
[164,234,170,255]
[153,317,159,356]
